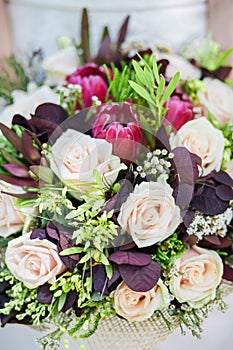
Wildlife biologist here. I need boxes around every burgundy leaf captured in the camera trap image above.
[46,223,60,241]
[173,183,194,209]
[191,186,229,215]
[183,210,196,228]
[34,103,68,125]
[180,232,198,247]
[61,290,77,312]
[0,123,24,154]
[109,251,151,266]
[199,236,232,250]
[119,260,161,292]
[223,263,233,282]
[201,66,232,81]
[22,131,41,164]
[116,15,130,52]
[81,8,90,63]
[95,35,111,65]
[0,190,37,199]
[37,284,53,304]
[30,229,47,240]
[2,164,29,178]
[213,171,233,187]
[93,265,107,293]
[172,147,201,185]
[119,241,137,251]
[216,184,233,201]
[0,173,37,187]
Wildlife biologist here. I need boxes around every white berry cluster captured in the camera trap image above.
[57,83,82,112]
[135,149,174,179]
[187,207,233,240]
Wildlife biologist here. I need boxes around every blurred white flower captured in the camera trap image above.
[42,47,78,85]
[0,82,59,127]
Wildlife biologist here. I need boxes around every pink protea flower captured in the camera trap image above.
[66,63,111,108]
[92,102,142,162]
[163,90,194,132]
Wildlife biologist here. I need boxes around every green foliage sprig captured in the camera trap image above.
[0,56,29,105]
[0,267,50,326]
[129,56,180,130]
[152,233,187,270]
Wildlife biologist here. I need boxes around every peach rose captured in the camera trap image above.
[112,279,170,322]
[197,78,233,126]
[5,232,65,288]
[49,129,126,197]
[170,117,225,176]
[169,245,223,308]
[0,181,25,237]
[118,181,181,248]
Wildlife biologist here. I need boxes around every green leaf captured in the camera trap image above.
[216,47,233,68]
[152,57,160,83]
[99,253,110,265]
[156,75,166,100]
[160,72,180,106]
[132,60,150,88]
[105,264,113,279]
[59,247,84,256]
[129,81,155,105]
[58,293,67,312]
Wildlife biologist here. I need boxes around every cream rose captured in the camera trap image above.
[157,53,201,80]
[197,78,233,126]
[118,181,181,248]
[0,82,59,127]
[49,129,126,196]
[42,47,78,85]
[0,181,26,237]
[169,245,223,308]
[170,117,225,176]
[112,279,170,322]
[5,231,65,288]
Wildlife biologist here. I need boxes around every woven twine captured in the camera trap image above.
[70,280,233,350]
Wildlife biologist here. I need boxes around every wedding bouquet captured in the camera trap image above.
[0,9,233,350]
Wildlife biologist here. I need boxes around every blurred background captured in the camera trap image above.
[0,0,233,349]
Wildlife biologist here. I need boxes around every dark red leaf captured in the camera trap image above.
[95,35,111,65]
[34,103,68,125]
[81,8,90,63]
[116,15,130,52]
[119,260,161,292]
[0,173,37,187]
[223,263,233,282]
[216,184,233,201]
[109,251,151,266]
[93,265,107,293]
[2,164,29,178]
[37,284,53,304]
[0,123,24,154]
[22,131,41,164]
[1,190,37,199]
[61,290,77,312]
[213,171,233,187]
[191,186,229,215]
[30,229,47,240]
